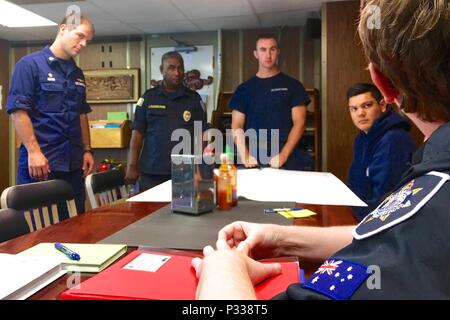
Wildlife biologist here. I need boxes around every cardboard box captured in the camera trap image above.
[89,120,131,148]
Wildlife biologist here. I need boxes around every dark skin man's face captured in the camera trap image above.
[160,57,184,91]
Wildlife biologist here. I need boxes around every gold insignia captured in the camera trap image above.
[148,105,166,109]
[183,110,191,122]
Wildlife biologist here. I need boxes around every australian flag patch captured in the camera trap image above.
[301,259,369,300]
[353,171,450,240]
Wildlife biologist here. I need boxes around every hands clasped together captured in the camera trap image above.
[191,222,285,299]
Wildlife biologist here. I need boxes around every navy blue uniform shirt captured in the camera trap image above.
[132,85,207,175]
[6,46,91,172]
[229,72,312,169]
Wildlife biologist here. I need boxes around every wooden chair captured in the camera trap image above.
[211,91,233,133]
[0,208,31,243]
[0,180,77,232]
[85,170,128,209]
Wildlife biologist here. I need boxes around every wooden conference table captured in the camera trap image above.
[0,201,356,300]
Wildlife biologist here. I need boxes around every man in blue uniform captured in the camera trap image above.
[6,14,95,214]
[191,0,450,299]
[125,52,208,191]
[230,33,312,170]
[346,83,416,221]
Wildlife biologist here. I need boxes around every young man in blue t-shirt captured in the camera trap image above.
[229,33,312,170]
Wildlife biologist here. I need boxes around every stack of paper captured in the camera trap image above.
[127,168,367,207]
[0,253,66,300]
[19,243,128,273]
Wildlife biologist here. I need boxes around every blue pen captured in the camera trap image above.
[54,243,81,261]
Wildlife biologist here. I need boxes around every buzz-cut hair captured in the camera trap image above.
[161,51,184,65]
[255,33,279,48]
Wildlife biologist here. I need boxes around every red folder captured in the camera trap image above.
[60,250,299,300]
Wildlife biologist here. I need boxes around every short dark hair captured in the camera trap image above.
[161,51,184,65]
[255,33,279,48]
[346,83,383,102]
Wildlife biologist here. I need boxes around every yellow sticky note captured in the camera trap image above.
[278,210,294,218]
[277,209,317,219]
[288,209,317,218]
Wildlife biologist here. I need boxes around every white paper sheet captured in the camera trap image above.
[0,253,66,300]
[127,179,172,202]
[127,168,367,207]
[236,168,367,207]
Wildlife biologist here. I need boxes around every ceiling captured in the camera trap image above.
[0,0,344,42]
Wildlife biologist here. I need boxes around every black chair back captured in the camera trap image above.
[0,180,78,231]
[0,208,32,243]
[85,170,128,209]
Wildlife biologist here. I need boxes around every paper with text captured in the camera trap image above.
[123,253,171,272]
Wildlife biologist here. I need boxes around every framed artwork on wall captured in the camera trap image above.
[84,68,140,104]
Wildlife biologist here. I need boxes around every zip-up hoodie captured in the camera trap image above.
[348,107,416,221]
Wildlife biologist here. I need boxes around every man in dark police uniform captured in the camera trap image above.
[125,51,208,191]
[6,13,95,214]
[191,0,450,299]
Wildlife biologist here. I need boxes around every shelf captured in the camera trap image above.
[89,120,132,149]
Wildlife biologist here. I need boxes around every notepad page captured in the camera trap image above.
[0,253,65,300]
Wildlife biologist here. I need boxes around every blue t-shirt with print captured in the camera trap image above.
[229,72,312,170]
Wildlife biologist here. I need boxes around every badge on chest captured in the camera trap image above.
[183,110,191,122]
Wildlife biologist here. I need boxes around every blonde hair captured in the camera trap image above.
[358,0,449,121]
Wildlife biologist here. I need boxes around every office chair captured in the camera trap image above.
[0,179,77,232]
[85,170,128,209]
[0,208,31,243]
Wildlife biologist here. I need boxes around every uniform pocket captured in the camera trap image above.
[146,108,167,131]
[39,82,64,112]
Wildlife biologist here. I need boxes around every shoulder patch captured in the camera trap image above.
[301,258,369,300]
[353,171,450,240]
[136,97,144,107]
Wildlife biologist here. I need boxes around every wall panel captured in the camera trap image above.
[221,30,240,92]
[279,26,300,80]
[322,0,372,181]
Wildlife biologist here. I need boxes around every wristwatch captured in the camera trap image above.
[83,148,94,155]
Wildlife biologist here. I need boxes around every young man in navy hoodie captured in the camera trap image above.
[346,83,416,221]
